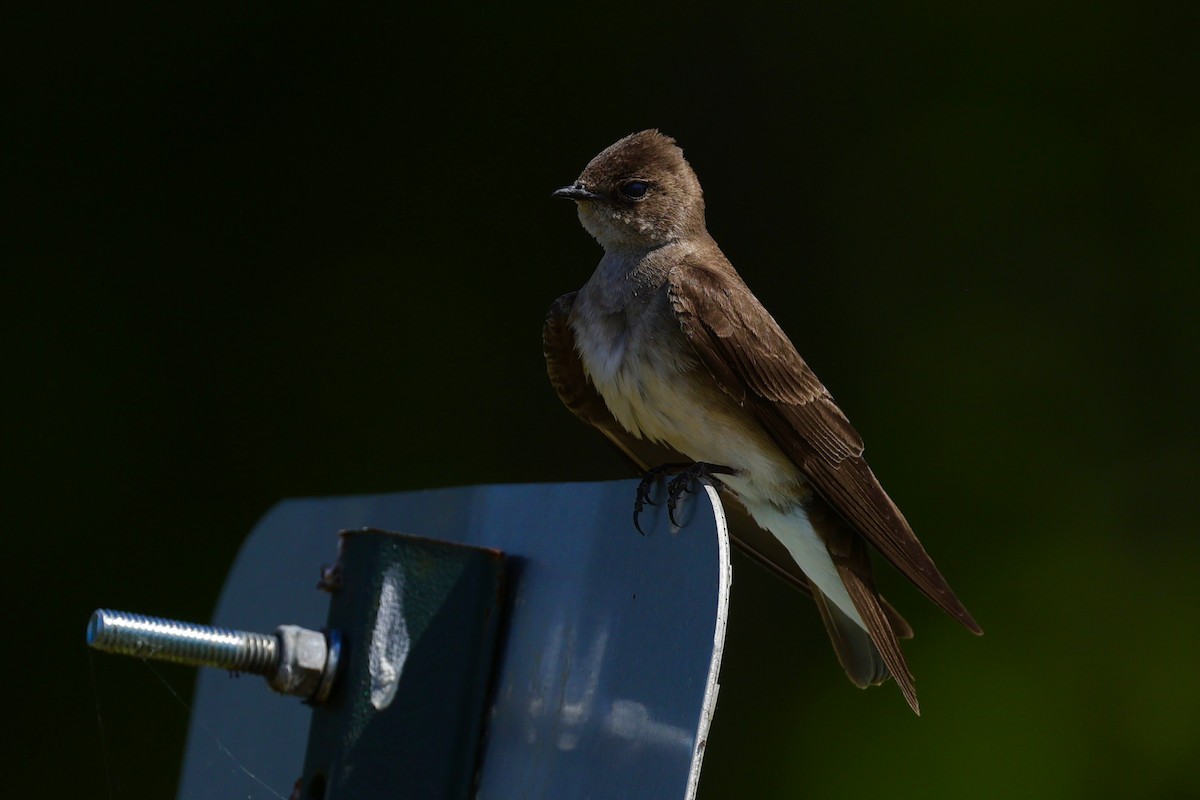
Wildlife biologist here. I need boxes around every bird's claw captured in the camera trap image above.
[633,464,678,535]
[633,462,736,533]
[666,473,691,527]
[633,480,653,536]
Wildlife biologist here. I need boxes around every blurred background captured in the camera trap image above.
[8,2,1199,797]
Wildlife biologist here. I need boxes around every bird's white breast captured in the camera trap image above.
[571,290,696,446]
[571,269,801,503]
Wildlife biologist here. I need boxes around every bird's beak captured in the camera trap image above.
[553,183,601,201]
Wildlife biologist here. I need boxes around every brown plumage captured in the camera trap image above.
[546,129,980,713]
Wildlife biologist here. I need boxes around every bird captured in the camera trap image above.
[543,129,981,714]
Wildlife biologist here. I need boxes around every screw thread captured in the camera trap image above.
[87,609,278,675]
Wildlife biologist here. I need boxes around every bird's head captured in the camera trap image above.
[554,129,706,251]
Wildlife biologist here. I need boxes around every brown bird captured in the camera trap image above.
[544,129,981,714]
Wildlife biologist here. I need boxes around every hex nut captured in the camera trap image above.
[270,624,329,699]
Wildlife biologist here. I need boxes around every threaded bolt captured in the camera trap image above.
[87,609,279,673]
[87,609,340,702]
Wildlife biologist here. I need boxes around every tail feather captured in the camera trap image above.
[834,557,919,714]
[745,495,922,713]
[804,495,920,714]
[812,587,889,689]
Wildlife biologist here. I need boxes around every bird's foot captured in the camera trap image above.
[666,462,737,526]
[634,462,737,533]
[634,463,691,534]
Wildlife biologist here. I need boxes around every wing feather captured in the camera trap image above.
[666,261,981,634]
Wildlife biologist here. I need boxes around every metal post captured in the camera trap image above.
[295,528,506,800]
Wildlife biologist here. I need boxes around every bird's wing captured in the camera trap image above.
[545,290,916,697]
[544,292,822,596]
[666,261,982,635]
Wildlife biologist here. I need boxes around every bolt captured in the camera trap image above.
[87,609,278,672]
[86,609,340,703]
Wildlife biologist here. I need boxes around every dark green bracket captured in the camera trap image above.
[297,528,506,800]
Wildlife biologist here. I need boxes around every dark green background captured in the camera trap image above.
[10,3,1199,797]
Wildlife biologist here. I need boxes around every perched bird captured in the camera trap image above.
[544,129,981,714]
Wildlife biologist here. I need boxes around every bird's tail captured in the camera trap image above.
[811,584,919,712]
[816,503,920,715]
[811,587,889,688]
[758,499,921,714]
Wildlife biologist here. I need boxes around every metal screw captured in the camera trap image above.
[87,609,340,703]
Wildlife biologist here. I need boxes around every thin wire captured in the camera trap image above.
[143,660,290,800]
[86,649,119,799]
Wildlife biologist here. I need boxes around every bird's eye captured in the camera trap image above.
[618,180,649,200]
